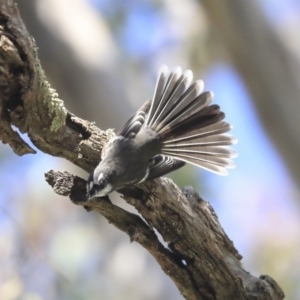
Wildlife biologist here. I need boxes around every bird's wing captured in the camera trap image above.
[147,155,185,180]
[118,99,152,138]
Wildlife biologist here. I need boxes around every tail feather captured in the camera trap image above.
[161,150,235,167]
[146,65,169,127]
[151,67,183,127]
[154,80,204,132]
[156,91,212,133]
[163,121,232,144]
[159,106,224,140]
[163,133,237,147]
[161,125,237,172]
[163,70,193,112]
[161,151,231,175]
[149,67,193,128]
[162,145,238,158]
[144,65,237,175]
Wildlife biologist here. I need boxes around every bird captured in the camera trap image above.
[87,65,237,199]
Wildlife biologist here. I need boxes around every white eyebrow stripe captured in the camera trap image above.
[98,172,104,182]
[95,183,113,197]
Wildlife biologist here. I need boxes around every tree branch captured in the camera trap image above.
[0,1,284,299]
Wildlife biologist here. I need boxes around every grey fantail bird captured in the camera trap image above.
[87,65,237,199]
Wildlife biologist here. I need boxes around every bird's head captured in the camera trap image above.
[86,167,114,200]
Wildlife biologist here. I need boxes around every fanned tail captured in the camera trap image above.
[145,65,237,175]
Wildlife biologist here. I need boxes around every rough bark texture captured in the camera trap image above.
[0,1,285,299]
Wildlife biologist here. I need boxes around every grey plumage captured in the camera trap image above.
[86,65,237,199]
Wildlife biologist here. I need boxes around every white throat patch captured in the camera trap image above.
[95,183,113,197]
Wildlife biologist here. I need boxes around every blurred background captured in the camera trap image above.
[1,0,300,299]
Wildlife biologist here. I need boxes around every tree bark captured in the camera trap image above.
[0,1,284,299]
